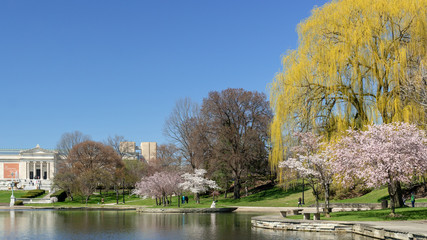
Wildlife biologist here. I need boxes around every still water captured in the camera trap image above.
[0,210,372,240]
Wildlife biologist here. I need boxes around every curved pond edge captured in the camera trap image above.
[136,207,238,213]
[251,215,427,240]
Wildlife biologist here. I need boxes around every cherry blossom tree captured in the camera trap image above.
[331,122,427,214]
[179,169,219,204]
[279,132,333,214]
[133,171,183,206]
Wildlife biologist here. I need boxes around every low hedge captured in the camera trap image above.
[21,189,45,198]
[14,200,24,205]
[50,190,67,202]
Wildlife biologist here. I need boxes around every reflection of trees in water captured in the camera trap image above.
[0,211,374,240]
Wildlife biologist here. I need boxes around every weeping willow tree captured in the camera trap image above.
[270,0,427,169]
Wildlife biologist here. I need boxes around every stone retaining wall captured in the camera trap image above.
[17,198,52,204]
[251,216,427,240]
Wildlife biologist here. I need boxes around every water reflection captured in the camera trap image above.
[0,210,373,240]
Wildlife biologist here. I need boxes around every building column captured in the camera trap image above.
[33,161,36,179]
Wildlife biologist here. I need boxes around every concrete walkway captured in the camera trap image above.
[252,213,427,239]
[357,220,427,237]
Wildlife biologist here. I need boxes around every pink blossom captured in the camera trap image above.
[330,122,427,188]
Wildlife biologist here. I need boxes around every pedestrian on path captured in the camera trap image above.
[298,197,302,207]
[411,192,416,208]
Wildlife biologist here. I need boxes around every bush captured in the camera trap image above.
[50,190,67,202]
[14,200,24,205]
[21,189,46,198]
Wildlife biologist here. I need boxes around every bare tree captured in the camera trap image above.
[156,143,181,168]
[201,88,272,199]
[163,98,204,169]
[56,131,91,157]
[104,135,126,157]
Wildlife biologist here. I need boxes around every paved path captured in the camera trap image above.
[356,220,427,237]
[252,213,427,239]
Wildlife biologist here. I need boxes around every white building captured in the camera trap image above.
[0,144,59,190]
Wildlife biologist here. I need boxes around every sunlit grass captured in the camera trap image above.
[332,187,390,203]
[0,190,48,203]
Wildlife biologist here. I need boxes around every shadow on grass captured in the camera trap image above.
[377,195,390,202]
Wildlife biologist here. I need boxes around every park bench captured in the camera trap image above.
[280,209,303,217]
[301,208,333,220]
[290,208,304,215]
[302,210,321,220]
[280,209,303,218]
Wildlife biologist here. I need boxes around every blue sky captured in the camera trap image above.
[0,0,329,149]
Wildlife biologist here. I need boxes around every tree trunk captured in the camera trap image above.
[178,195,180,208]
[315,195,319,214]
[324,183,330,217]
[388,180,403,210]
[392,181,404,208]
[312,183,319,213]
[115,186,119,205]
[302,178,305,204]
[155,197,158,206]
[233,178,241,199]
[224,189,227,199]
[122,179,125,204]
[388,182,396,215]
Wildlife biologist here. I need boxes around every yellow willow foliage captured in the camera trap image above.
[269,0,427,169]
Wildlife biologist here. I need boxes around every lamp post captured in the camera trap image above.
[10,172,16,207]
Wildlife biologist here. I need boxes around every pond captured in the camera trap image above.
[0,210,373,239]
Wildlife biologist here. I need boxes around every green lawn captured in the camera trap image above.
[286,207,427,221]
[332,187,390,204]
[0,190,49,203]
[0,190,28,202]
[3,184,426,211]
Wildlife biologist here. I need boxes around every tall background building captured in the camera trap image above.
[119,141,157,164]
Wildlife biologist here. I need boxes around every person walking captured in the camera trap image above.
[411,192,416,208]
[182,196,185,204]
[298,197,302,207]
